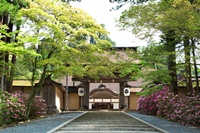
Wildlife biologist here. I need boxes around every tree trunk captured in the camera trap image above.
[25,50,54,118]
[165,31,178,94]
[5,22,14,93]
[5,24,20,93]
[0,15,9,90]
[0,15,3,89]
[191,38,199,94]
[183,38,193,93]
[0,15,2,24]
[0,1,24,91]
[25,67,47,119]
[6,55,16,93]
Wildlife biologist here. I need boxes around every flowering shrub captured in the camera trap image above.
[179,95,200,126]
[0,90,26,126]
[137,93,158,115]
[0,90,47,126]
[157,91,180,120]
[137,86,169,115]
[30,95,47,117]
[12,91,47,118]
[138,86,200,127]
[156,90,200,127]
[184,94,200,126]
[155,86,174,118]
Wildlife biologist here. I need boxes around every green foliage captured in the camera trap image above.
[118,1,200,55]
[0,25,39,55]
[116,62,140,79]
[14,55,41,80]
[137,41,171,95]
[117,1,159,39]
[118,0,200,39]
[2,0,142,120]
[157,0,200,38]
[13,0,130,86]
[140,42,167,67]
[117,0,200,94]
[15,0,118,118]
[0,0,28,26]
[0,24,39,79]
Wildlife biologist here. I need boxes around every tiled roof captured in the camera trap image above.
[128,78,144,87]
[89,88,119,99]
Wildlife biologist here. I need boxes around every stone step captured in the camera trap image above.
[64,124,149,127]
[70,120,143,123]
[59,127,158,131]
[51,112,165,133]
[55,131,161,133]
[66,121,144,125]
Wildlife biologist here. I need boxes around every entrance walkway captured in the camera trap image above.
[48,111,167,133]
[0,111,199,133]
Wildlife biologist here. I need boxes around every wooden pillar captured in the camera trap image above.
[119,82,126,109]
[63,91,66,111]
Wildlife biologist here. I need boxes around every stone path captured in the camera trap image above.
[49,111,168,133]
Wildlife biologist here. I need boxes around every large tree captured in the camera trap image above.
[0,0,29,92]
[16,0,122,118]
[158,0,200,93]
[117,0,200,94]
[0,23,37,91]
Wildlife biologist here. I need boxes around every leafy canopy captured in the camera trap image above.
[15,0,115,81]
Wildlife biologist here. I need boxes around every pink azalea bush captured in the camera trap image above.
[156,90,200,127]
[137,93,158,115]
[0,90,26,126]
[13,91,47,118]
[30,95,47,117]
[137,86,200,127]
[0,90,47,126]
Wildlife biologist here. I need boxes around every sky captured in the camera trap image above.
[70,0,148,47]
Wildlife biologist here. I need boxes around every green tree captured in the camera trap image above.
[159,0,200,93]
[137,40,172,96]
[16,0,115,118]
[117,0,200,94]
[0,0,28,92]
[0,24,37,90]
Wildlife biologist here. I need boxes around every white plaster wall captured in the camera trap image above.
[113,103,119,109]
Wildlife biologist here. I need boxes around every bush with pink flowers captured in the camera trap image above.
[137,93,158,115]
[30,95,47,117]
[156,90,200,127]
[12,91,47,118]
[0,90,47,126]
[0,90,27,126]
[137,86,169,115]
[137,86,200,127]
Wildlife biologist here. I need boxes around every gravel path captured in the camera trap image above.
[0,112,83,133]
[0,111,199,133]
[127,111,200,133]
